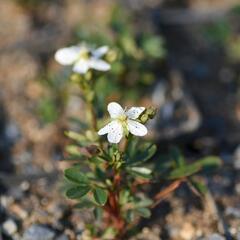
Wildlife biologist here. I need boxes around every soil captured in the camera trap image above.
[0,0,240,240]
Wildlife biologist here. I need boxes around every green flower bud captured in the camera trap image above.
[139,114,149,124]
[86,130,98,142]
[146,107,157,119]
[105,49,118,63]
[85,71,92,81]
[85,90,95,102]
[139,107,157,123]
[70,73,82,83]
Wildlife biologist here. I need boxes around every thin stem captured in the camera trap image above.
[87,100,97,132]
[151,178,185,208]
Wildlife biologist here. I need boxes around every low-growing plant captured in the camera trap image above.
[75,4,166,103]
[55,43,221,239]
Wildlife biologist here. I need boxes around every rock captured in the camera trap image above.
[207,233,225,240]
[179,222,195,240]
[3,219,17,235]
[225,207,240,219]
[237,232,240,240]
[150,73,201,140]
[233,145,240,170]
[23,224,55,240]
[235,183,240,195]
[10,203,28,220]
[56,234,69,240]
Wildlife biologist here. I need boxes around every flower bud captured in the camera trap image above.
[70,73,82,83]
[105,49,118,63]
[139,114,148,123]
[85,71,92,81]
[145,107,157,119]
[139,107,157,123]
[86,130,98,142]
[85,90,95,102]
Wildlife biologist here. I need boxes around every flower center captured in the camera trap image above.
[78,49,90,60]
[118,114,127,123]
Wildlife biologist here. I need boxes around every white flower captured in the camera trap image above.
[98,102,148,144]
[54,44,111,74]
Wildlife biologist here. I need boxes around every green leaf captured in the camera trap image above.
[126,210,135,223]
[142,36,165,58]
[135,208,151,218]
[93,188,108,206]
[64,167,89,185]
[134,198,153,208]
[74,200,95,209]
[167,164,201,180]
[68,117,88,130]
[127,143,157,166]
[93,207,103,220]
[129,167,152,179]
[195,156,222,170]
[170,147,185,167]
[95,167,106,181]
[65,131,88,144]
[38,97,59,124]
[119,190,130,205]
[188,178,208,196]
[167,156,221,180]
[126,138,139,158]
[65,145,82,157]
[66,186,91,199]
[102,227,118,240]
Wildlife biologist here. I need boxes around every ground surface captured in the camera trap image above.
[0,0,240,239]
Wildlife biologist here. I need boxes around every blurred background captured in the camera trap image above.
[0,0,240,239]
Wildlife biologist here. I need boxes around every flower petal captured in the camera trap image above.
[107,121,123,144]
[89,59,111,71]
[54,46,81,65]
[107,102,124,118]
[92,46,109,58]
[126,107,145,119]
[98,121,114,135]
[73,59,90,74]
[127,119,148,136]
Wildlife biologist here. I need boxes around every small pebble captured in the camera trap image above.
[11,203,28,219]
[56,234,69,240]
[23,224,55,240]
[3,219,17,235]
[233,145,240,169]
[235,183,240,195]
[237,232,240,240]
[179,222,195,240]
[225,207,240,218]
[207,233,225,240]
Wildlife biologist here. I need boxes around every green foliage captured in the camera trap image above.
[66,186,91,199]
[93,188,108,206]
[126,141,157,166]
[64,167,89,185]
[57,4,222,239]
[37,73,69,124]
[74,4,166,104]
[203,20,231,46]
[38,97,59,123]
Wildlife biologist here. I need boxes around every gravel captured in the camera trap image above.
[22,224,55,240]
